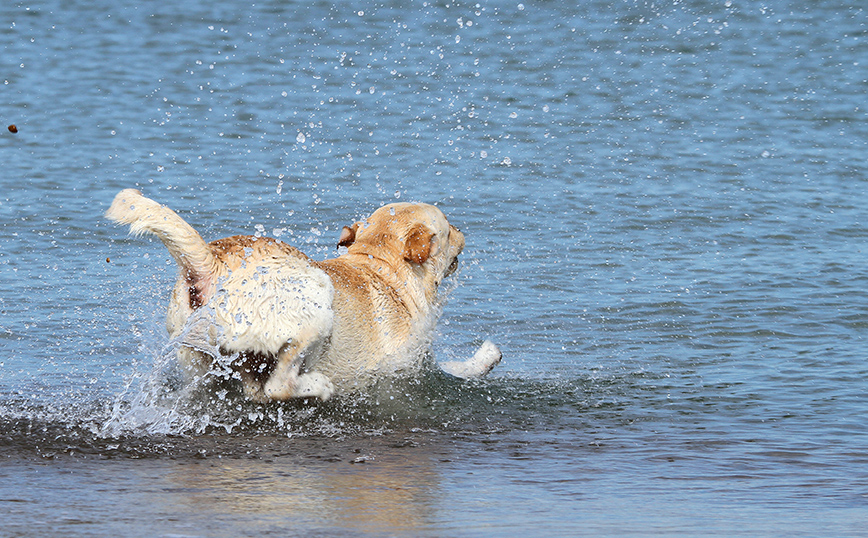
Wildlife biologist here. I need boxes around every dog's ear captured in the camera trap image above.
[403,224,437,264]
[338,223,358,248]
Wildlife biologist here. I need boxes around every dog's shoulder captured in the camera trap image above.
[315,258,373,291]
[315,257,410,315]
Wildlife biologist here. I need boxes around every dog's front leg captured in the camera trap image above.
[263,335,334,401]
[439,340,502,379]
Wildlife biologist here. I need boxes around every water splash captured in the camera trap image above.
[0,264,511,459]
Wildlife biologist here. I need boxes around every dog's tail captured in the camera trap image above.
[106,189,218,286]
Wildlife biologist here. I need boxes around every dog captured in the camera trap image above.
[106,189,501,402]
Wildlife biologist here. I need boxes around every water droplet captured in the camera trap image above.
[296,132,306,144]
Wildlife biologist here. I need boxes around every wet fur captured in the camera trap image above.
[106,189,498,402]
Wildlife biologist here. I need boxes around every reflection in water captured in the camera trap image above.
[165,437,442,534]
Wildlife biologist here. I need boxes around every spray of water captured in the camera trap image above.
[88,266,488,441]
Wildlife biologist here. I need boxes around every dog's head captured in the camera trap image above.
[337,203,465,292]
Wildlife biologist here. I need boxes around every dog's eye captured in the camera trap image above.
[445,256,459,277]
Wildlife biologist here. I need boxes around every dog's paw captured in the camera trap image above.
[295,372,335,401]
[264,371,334,401]
[243,384,270,404]
[439,340,502,379]
[473,340,502,375]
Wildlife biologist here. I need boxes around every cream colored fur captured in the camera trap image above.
[106,189,500,402]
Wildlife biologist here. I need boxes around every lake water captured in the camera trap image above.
[2,0,868,535]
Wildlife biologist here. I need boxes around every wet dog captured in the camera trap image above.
[106,189,501,402]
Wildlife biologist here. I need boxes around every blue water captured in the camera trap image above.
[2,0,868,535]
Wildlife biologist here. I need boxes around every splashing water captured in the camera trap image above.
[86,268,484,444]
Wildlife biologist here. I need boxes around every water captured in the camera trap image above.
[2,0,867,535]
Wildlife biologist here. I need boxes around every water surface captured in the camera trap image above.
[2,0,867,536]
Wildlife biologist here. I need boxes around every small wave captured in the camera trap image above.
[0,351,513,459]
[2,338,675,460]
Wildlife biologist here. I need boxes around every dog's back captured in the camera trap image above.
[201,235,333,358]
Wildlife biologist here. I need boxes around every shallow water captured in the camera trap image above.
[2,0,868,536]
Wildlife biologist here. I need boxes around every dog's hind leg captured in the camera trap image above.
[439,340,502,379]
[262,331,334,401]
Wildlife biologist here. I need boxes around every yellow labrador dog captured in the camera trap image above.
[106,189,500,402]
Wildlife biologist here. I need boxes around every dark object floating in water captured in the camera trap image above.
[8,124,18,133]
